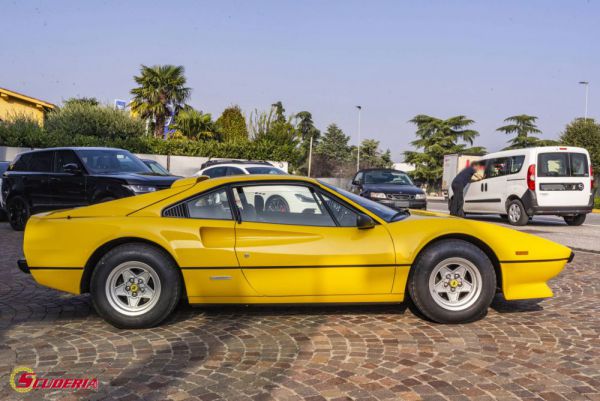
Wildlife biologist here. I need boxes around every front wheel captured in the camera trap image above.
[564,214,586,226]
[7,196,30,231]
[408,240,496,323]
[91,243,182,329]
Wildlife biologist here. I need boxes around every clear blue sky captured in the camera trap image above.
[1,0,598,160]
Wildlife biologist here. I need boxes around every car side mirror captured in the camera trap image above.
[63,163,82,174]
[352,179,361,186]
[356,213,375,229]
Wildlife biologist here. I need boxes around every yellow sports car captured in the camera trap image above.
[19,175,573,328]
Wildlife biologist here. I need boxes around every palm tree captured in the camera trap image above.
[130,65,191,138]
[497,115,542,149]
[172,107,219,141]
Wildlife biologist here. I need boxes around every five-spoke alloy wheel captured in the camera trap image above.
[409,239,496,323]
[91,243,182,329]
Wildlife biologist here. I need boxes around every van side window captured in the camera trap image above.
[509,156,525,174]
[485,157,510,178]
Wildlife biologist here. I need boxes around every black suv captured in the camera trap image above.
[350,168,427,210]
[1,147,180,230]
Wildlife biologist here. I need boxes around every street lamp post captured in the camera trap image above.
[356,105,362,171]
[579,81,589,120]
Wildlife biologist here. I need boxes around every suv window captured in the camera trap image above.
[29,151,54,172]
[509,155,525,174]
[55,150,83,173]
[226,167,245,176]
[11,153,33,171]
[184,188,232,220]
[233,184,335,227]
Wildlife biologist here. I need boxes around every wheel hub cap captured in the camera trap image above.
[105,261,161,317]
[429,257,482,311]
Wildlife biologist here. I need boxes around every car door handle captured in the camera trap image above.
[481,183,484,191]
[485,183,488,191]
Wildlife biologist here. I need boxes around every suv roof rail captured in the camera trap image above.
[200,159,273,169]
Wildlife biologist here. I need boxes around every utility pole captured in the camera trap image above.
[308,135,313,177]
[579,81,589,120]
[356,105,362,171]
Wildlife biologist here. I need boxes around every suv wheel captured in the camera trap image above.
[7,196,30,231]
[506,199,529,226]
[91,243,182,329]
[564,214,586,226]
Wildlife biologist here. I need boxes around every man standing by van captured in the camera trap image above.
[450,162,485,217]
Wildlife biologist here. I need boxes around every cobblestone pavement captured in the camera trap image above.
[1,222,599,401]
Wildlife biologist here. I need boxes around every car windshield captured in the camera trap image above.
[246,166,287,175]
[77,149,151,174]
[319,181,409,222]
[144,160,170,175]
[364,170,414,185]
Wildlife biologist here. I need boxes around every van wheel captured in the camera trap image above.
[408,240,496,323]
[7,196,30,231]
[90,243,182,329]
[564,214,586,226]
[506,200,528,226]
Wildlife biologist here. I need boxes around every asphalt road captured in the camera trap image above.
[427,200,600,253]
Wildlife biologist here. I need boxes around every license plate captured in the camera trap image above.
[394,201,409,208]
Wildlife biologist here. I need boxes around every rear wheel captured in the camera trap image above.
[564,214,586,226]
[7,196,30,231]
[265,195,290,213]
[408,240,496,323]
[91,243,182,329]
[506,199,529,226]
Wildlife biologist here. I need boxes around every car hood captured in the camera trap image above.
[93,172,180,186]
[363,183,424,194]
[385,211,572,264]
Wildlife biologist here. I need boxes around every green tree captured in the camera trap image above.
[172,107,219,141]
[130,64,191,138]
[311,124,352,177]
[404,115,483,189]
[355,139,393,169]
[295,111,320,143]
[271,101,286,123]
[497,114,542,149]
[216,105,248,141]
[63,97,100,107]
[560,118,600,175]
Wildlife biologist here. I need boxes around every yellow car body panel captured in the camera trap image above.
[22,174,572,304]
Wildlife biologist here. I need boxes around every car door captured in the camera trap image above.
[463,160,487,213]
[233,183,396,296]
[52,149,88,208]
[478,157,510,213]
[24,150,55,212]
[162,187,257,298]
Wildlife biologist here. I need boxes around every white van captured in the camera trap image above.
[448,146,594,226]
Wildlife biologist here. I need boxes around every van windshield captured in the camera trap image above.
[538,152,589,177]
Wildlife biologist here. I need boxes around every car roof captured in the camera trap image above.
[201,174,316,185]
[358,168,408,174]
[480,146,590,159]
[16,147,127,155]
[202,163,278,170]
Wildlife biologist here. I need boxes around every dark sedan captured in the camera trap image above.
[350,168,427,210]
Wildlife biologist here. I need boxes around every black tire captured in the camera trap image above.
[6,196,30,231]
[265,195,290,213]
[506,199,529,226]
[90,243,182,329]
[499,214,508,220]
[564,214,586,226]
[408,239,496,324]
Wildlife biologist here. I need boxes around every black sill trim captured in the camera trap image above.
[181,264,411,270]
[465,198,502,203]
[499,257,570,264]
[28,267,84,270]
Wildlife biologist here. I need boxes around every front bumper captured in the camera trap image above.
[375,199,427,210]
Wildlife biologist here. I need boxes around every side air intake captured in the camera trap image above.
[162,203,189,218]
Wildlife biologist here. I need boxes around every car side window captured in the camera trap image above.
[184,188,232,220]
[485,157,510,178]
[203,167,227,178]
[55,150,82,173]
[320,193,359,227]
[226,167,244,176]
[29,151,54,172]
[11,153,32,171]
[233,184,335,227]
[509,155,525,174]
[353,171,364,184]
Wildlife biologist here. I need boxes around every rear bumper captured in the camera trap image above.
[521,189,595,216]
[17,258,30,274]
